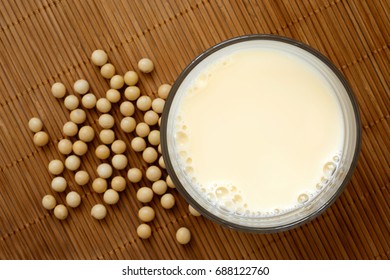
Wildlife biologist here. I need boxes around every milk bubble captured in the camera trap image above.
[206,192,215,202]
[175,131,188,146]
[215,187,229,199]
[233,194,243,203]
[221,201,235,212]
[321,176,329,185]
[323,162,337,178]
[298,194,309,204]
[185,166,194,174]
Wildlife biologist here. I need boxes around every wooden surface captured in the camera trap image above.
[0,0,389,260]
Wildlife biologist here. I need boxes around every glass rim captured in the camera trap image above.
[160,34,362,233]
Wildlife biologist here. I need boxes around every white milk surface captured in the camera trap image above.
[174,48,344,216]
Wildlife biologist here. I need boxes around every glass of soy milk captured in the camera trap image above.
[161,35,361,233]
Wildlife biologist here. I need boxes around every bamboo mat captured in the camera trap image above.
[0,0,389,260]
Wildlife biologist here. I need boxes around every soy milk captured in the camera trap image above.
[174,46,344,216]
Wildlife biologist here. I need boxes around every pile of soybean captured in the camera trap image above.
[29,50,201,245]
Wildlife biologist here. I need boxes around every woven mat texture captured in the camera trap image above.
[0,0,389,260]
